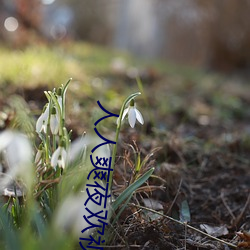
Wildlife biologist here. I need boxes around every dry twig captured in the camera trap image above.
[130,203,238,249]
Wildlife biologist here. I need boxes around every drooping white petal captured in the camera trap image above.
[42,121,48,133]
[51,147,61,168]
[128,107,137,128]
[57,158,64,169]
[59,148,67,169]
[57,96,63,111]
[5,133,32,170]
[51,147,67,169]
[119,101,144,128]
[117,107,129,125]
[36,113,45,133]
[0,130,14,151]
[121,107,129,121]
[50,114,59,135]
[0,130,33,191]
[135,109,144,125]
[36,104,50,134]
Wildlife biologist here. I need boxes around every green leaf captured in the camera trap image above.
[62,78,72,98]
[0,208,21,250]
[135,152,141,173]
[32,209,46,237]
[112,192,133,225]
[179,199,191,222]
[112,167,154,211]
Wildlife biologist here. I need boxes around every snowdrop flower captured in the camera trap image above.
[51,142,67,169]
[0,130,33,190]
[36,103,50,133]
[50,106,59,135]
[121,99,144,128]
[54,135,111,239]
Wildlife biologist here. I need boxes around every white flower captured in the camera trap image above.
[51,145,67,169]
[54,181,110,238]
[57,95,63,111]
[0,131,32,170]
[121,100,144,128]
[50,106,60,135]
[53,135,111,238]
[56,87,63,113]
[36,104,50,133]
[0,130,33,190]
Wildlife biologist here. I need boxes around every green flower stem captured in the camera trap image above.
[61,78,72,127]
[52,134,56,152]
[44,95,53,164]
[63,127,70,150]
[108,92,141,196]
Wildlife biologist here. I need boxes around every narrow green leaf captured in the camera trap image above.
[135,152,141,173]
[0,208,21,250]
[62,78,72,97]
[112,167,154,211]
[112,192,133,225]
[179,199,191,222]
[32,209,45,237]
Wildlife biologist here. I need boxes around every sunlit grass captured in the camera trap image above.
[0,44,85,86]
[0,41,247,130]
[0,42,206,87]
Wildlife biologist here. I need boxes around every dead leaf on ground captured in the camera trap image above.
[237,231,250,248]
[200,224,229,237]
